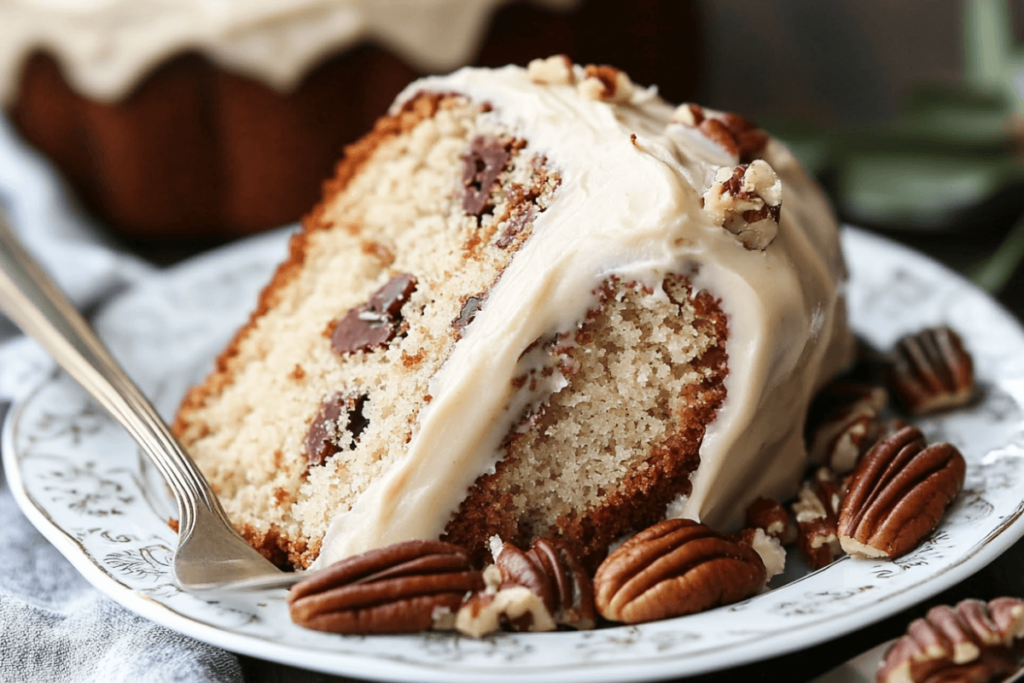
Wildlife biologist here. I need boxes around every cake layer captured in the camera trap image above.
[174,61,854,570]
[0,0,578,104]
[3,1,703,242]
[9,47,417,241]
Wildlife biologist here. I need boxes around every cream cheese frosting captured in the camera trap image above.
[0,0,579,105]
[313,62,855,567]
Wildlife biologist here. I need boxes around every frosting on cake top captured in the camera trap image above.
[313,59,855,567]
[0,0,578,105]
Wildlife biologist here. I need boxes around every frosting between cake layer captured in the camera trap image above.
[0,0,579,105]
[313,63,854,567]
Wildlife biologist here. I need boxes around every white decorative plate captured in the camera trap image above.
[4,227,1024,683]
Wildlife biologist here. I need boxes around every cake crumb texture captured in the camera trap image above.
[175,93,575,567]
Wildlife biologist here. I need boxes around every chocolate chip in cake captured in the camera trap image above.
[462,136,514,217]
[305,393,370,467]
[331,273,417,355]
[453,293,487,336]
[496,205,535,249]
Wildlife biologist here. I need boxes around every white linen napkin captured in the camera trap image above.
[0,118,244,682]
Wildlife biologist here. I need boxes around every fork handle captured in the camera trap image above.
[0,212,221,532]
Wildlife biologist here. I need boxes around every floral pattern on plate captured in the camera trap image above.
[3,227,1024,683]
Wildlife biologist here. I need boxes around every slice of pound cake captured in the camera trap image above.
[173,57,855,571]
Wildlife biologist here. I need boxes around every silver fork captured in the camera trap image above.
[0,213,310,592]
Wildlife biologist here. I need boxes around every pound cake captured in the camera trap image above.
[1,0,702,244]
[173,58,855,571]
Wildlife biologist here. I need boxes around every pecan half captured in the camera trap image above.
[791,467,845,570]
[838,426,966,560]
[287,540,483,634]
[878,598,1024,683]
[883,326,975,415]
[806,382,889,474]
[593,519,766,624]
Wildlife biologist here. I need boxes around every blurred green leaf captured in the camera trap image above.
[970,211,1024,292]
[837,152,1024,228]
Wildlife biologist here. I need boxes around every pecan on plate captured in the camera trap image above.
[806,382,888,474]
[501,538,596,630]
[791,467,845,570]
[593,519,765,624]
[455,565,554,638]
[287,539,483,634]
[456,538,596,636]
[737,527,787,581]
[745,496,797,545]
[883,326,975,415]
[877,597,1024,683]
[838,426,965,560]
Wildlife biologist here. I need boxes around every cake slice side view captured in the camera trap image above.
[172,58,854,571]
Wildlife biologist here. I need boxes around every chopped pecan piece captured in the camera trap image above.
[577,64,634,103]
[527,55,575,85]
[745,497,797,545]
[878,598,1024,683]
[737,527,787,581]
[331,273,417,355]
[791,467,845,570]
[838,426,966,560]
[670,104,769,163]
[806,382,889,474]
[702,160,781,250]
[593,519,766,624]
[883,326,975,415]
[455,537,595,636]
[287,540,483,634]
[497,538,596,630]
[455,566,555,638]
